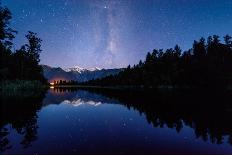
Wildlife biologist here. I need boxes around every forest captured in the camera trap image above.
[0,4,46,88]
[84,35,232,89]
[1,3,232,90]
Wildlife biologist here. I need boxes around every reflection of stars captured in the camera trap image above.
[65,1,68,6]
[21,9,31,18]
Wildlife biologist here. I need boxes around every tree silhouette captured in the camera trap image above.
[84,35,232,89]
[25,31,42,63]
[0,3,46,83]
[0,4,17,48]
[0,4,17,80]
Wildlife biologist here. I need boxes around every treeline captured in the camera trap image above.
[52,80,79,85]
[0,4,46,83]
[85,35,232,89]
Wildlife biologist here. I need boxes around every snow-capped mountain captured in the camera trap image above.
[88,67,101,72]
[65,66,101,73]
[64,66,85,73]
[42,65,123,83]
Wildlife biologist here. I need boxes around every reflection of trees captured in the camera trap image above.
[2,87,232,152]
[0,91,45,152]
[142,106,232,145]
[0,128,11,152]
[78,88,232,146]
[53,87,83,93]
[44,87,232,146]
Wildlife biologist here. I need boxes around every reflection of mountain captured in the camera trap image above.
[2,88,232,153]
[62,99,102,106]
[43,88,118,107]
[51,88,232,146]
[43,88,232,146]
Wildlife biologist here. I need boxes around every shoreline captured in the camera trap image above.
[51,84,230,92]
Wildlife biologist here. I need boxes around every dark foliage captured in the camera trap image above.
[45,87,232,147]
[89,88,232,146]
[84,35,232,89]
[52,80,79,85]
[0,90,46,152]
[0,4,46,83]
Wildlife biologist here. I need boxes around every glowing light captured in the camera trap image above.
[50,82,54,85]
[50,86,54,89]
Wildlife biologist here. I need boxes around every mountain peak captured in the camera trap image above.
[43,65,122,82]
[65,66,85,73]
[88,67,101,71]
[65,66,101,73]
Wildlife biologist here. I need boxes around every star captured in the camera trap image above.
[3,0,232,69]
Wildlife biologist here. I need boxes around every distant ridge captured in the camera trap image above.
[42,65,123,83]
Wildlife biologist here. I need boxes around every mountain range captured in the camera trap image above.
[42,65,123,83]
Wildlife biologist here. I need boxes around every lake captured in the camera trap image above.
[1,88,232,155]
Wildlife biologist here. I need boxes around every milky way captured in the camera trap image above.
[2,0,232,68]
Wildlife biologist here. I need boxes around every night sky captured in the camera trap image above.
[2,0,232,69]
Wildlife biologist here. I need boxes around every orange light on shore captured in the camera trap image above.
[50,82,55,89]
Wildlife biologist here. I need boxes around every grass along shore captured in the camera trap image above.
[0,80,48,97]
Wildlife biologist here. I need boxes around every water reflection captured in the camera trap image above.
[1,87,232,154]
[43,88,118,106]
[0,92,45,152]
[83,88,232,146]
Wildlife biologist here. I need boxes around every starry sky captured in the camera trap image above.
[2,0,232,69]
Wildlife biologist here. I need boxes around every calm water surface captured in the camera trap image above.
[1,88,232,155]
